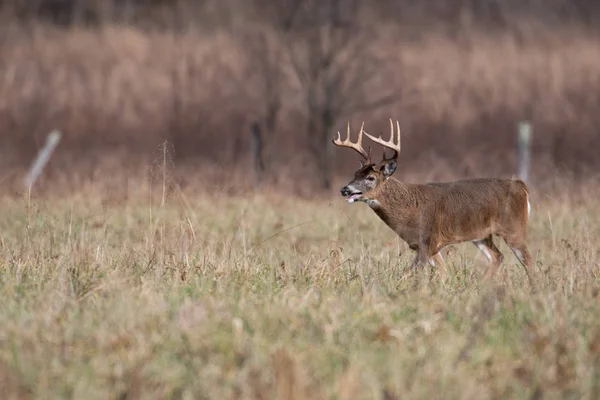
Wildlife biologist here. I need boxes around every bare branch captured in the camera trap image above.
[341,91,403,118]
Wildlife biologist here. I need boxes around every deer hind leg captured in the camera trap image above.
[472,235,504,280]
[500,234,532,268]
[501,235,535,286]
[509,244,532,269]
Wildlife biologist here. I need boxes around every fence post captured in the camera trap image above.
[250,122,264,188]
[24,129,62,192]
[517,121,532,183]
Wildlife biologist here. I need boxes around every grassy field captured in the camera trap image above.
[0,178,598,400]
[1,3,600,399]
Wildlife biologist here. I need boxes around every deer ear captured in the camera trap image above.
[379,159,397,178]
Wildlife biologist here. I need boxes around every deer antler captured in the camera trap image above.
[363,119,401,160]
[333,121,371,163]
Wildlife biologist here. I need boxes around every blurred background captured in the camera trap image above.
[0,0,599,196]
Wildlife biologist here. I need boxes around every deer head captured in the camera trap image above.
[333,119,401,203]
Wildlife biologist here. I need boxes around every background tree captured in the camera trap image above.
[259,0,402,190]
[243,26,284,186]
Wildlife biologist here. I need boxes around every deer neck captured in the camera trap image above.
[366,178,413,220]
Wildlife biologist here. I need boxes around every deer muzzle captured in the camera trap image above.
[340,185,362,203]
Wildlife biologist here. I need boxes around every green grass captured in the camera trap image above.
[0,188,598,399]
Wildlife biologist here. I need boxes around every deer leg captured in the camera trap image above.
[501,236,532,269]
[472,235,504,280]
[410,246,429,268]
[509,245,532,269]
[429,252,448,275]
[502,236,535,286]
[410,252,422,268]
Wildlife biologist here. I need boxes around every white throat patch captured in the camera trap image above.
[366,199,381,209]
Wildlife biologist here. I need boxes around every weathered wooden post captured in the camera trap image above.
[24,129,62,192]
[517,121,532,183]
[250,122,265,188]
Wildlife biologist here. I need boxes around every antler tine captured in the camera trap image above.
[363,119,402,160]
[396,120,402,155]
[332,121,370,161]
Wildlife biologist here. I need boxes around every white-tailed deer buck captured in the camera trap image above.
[333,120,532,279]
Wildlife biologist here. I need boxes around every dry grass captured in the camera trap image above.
[0,173,599,399]
[1,6,600,396]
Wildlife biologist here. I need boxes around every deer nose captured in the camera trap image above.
[340,186,351,196]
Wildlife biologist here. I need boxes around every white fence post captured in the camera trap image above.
[24,130,62,191]
[517,122,532,183]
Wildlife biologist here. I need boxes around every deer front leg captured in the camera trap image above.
[429,252,448,275]
[410,246,429,268]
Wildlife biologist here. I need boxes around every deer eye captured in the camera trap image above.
[366,176,375,182]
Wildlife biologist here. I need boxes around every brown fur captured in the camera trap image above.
[336,122,532,279]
